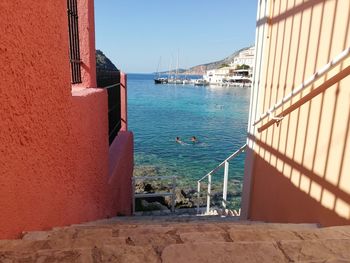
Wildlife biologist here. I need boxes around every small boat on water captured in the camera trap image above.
[194,79,209,86]
[154,77,168,84]
[167,78,183,84]
[154,57,168,84]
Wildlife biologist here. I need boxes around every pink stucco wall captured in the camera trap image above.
[0,0,133,239]
[71,88,133,220]
[120,73,128,131]
[108,132,134,216]
[75,0,97,88]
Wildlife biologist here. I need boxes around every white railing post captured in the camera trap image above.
[196,145,246,216]
[132,177,136,215]
[222,161,229,209]
[171,176,176,213]
[207,174,212,214]
[197,181,201,214]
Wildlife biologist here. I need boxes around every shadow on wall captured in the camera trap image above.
[256,0,326,27]
[248,0,350,226]
[248,132,350,226]
[249,62,350,226]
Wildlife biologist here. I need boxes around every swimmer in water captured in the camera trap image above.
[191,136,198,143]
[175,137,182,143]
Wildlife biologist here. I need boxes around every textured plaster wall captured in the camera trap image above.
[246,0,350,226]
[75,0,97,88]
[120,73,128,131]
[0,0,73,239]
[70,89,133,221]
[108,132,134,216]
[0,0,133,239]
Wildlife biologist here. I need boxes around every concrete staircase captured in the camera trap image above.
[1,216,350,262]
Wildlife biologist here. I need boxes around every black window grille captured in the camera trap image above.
[97,70,121,145]
[67,0,82,84]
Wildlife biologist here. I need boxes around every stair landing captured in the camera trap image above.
[1,216,350,262]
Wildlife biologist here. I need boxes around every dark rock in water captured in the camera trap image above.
[133,166,161,178]
[186,189,197,197]
[164,189,192,208]
[133,165,243,211]
[144,183,154,193]
[180,189,189,198]
[232,179,241,185]
[135,181,146,193]
[140,200,168,211]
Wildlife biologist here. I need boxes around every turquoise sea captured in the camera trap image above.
[128,73,250,195]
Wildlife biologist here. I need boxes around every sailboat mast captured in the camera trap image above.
[176,51,179,79]
[156,56,161,78]
[168,57,172,80]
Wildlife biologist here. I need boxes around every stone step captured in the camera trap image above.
[0,245,161,263]
[0,239,51,252]
[161,239,350,263]
[12,222,350,256]
[0,239,350,263]
[9,228,350,257]
[278,239,350,262]
[162,241,287,263]
[1,219,350,262]
[21,221,319,243]
[68,215,318,228]
[4,239,350,263]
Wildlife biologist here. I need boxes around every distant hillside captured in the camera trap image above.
[160,68,187,75]
[96,50,119,71]
[96,50,119,87]
[160,46,252,75]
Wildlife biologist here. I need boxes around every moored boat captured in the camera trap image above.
[154,77,168,84]
[154,57,168,84]
[194,79,209,86]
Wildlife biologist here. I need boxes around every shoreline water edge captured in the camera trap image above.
[128,73,250,213]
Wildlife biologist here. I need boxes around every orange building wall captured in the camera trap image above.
[0,0,133,239]
[244,0,350,226]
[76,0,97,88]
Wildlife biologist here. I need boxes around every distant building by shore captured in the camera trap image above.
[230,46,255,69]
[204,46,255,87]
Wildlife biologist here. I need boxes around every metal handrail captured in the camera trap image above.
[104,83,121,89]
[198,144,247,182]
[253,46,350,127]
[197,144,247,214]
[132,176,177,215]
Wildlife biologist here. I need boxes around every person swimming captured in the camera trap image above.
[175,137,182,143]
[191,136,198,143]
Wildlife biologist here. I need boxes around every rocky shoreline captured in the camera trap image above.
[134,165,242,212]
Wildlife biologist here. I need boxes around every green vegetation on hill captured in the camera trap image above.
[96,50,119,71]
[219,63,230,69]
[236,64,250,70]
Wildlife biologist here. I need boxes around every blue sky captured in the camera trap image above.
[95,1,257,73]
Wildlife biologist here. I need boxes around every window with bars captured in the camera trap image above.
[67,0,82,84]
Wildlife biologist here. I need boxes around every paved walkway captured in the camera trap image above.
[1,216,350,262]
